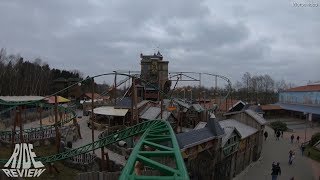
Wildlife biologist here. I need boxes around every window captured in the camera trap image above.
[227,139,230,144]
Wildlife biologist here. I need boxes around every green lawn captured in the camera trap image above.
[0,144,80,179]
[306,145,320,162]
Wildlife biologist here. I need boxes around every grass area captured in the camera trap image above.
[306,145,320,162]
[0,144,80,179]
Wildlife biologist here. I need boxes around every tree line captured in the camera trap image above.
[232,72,296,104]
[171,72,297,105]
[0,48,83,96]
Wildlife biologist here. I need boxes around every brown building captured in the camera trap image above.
[218,119,260,179]
[137,52,170,101]
[224,109,267,161]
[176,118,224,179]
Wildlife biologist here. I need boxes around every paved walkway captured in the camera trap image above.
[72,113,126,166]
[234,126,320,180]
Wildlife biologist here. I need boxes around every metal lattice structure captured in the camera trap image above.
[120,120,188,180]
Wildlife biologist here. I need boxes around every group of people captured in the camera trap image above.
[264,129,284,141]
[290,134,300,143]
[264,129,302,146]
[266,129,308,180]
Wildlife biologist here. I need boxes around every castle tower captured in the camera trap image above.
[139,51,170,100]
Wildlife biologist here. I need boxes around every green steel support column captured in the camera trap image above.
[119,120,189,180]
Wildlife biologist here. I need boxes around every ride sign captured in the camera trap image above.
[2,143,46,178]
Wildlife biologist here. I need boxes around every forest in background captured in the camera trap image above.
[0,48,305,105]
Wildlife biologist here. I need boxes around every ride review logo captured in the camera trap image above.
[2,143,46,177]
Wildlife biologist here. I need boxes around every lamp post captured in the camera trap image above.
[91,78,95,154]
[180,88,186,100]
[39,103,44,144]
[188,89,192,102]
[55,95,59,153]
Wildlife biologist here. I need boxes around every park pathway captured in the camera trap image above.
[72,111,126,166]
[234,126,320,180]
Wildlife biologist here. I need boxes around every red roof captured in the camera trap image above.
[261,104,282,111]
[285,84,320,92]
[84,93,102,99]
[218,99,241,112]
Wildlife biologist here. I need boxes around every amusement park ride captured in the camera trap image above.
[0,53,231,179]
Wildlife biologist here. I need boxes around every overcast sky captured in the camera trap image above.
[0,0,319,86]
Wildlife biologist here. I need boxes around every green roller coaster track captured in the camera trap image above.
[0,72,231,179]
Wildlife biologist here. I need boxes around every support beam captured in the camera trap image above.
[19,106,23,143]
[101,147,105,171]
[91,78,95,154]
[55,95,59,153]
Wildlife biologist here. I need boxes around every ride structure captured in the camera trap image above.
[0,73,190,180]
[0,71,231,179]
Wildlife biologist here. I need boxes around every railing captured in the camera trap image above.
[0,125,75,143]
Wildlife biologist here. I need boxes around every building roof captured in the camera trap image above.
[140,106,172,121]
[206,118,225,136]
[244,109,267,125]
[192,104,204,112]
[261,104,283,111]
[218,99,241,112]
[276,103,320,115]
[84,93,102,100]
[46,96,70,104]
[176,118,224,150]
[221,127,241,147]
[194,122,207,130]
[246,105,264,114]
[175,99,191,109]
[140,52,163,61]
[227,100,246,112]
[101,96,110,100]
[140,107,161,120]
[115,97,132,109]
[93,106,128,117]
[137,100,150,109]
[219,119,258,139]
[0,96,44,102]
[285,84,320,92]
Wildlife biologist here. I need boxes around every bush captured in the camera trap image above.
[270,121,288,131]
[310,132,320,146]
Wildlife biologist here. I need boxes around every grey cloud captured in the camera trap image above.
[0,0,319,86]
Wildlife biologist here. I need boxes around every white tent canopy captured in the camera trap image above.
[0,96,44,102]
[93,106,128,117]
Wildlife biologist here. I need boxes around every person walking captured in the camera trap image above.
[296,136,300,143]
[276,130,280,140]
[289,150,295,165]
[281,130,284,138]
[290,134,295,143]
[271,162,281,180]
[301,145,306,156]
[264,131,269,141]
